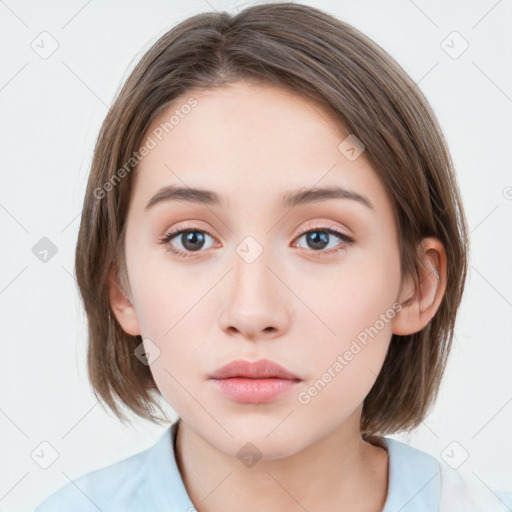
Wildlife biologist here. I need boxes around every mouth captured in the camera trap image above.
[209,359,302,404]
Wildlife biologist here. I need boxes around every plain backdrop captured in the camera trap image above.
[0,0,511,510]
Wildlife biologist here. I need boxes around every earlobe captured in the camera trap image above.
[107,266,141,336]
[392,238,447,336]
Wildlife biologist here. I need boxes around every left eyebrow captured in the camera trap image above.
[145,184,374,211]
[282,186,373,210]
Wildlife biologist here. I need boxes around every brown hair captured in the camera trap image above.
[75,2,468,439]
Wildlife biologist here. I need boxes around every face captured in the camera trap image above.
[117,80,404,458]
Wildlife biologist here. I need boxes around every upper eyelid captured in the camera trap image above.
[295,223,351,237]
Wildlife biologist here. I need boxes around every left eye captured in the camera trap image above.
[293,228,354,253]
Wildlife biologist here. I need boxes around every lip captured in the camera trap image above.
[209,359,302,404]
[210,359,301,380]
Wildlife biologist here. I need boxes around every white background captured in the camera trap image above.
[0,0,511,510]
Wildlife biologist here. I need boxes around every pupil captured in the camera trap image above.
[308,231,328,250]
[182,231,205,251]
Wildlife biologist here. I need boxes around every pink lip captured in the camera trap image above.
[209,359,301,404]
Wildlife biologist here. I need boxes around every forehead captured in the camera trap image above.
[130,80,389,215]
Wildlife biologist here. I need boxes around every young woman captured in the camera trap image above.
[34,3,510,511]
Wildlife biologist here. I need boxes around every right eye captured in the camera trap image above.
[159,228,218,257]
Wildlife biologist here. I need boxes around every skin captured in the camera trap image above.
[109,80,447,512]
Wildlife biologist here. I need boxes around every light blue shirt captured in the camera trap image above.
[33,420,512,511]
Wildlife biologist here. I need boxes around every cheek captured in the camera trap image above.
[294,243,401,343]
[293,246,401,398]
[128,254,208,340]
[293,295,398,422]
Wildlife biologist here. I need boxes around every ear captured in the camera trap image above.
[392,237,447,336]
[107,266,141,336]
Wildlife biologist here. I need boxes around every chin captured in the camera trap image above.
[204,412,310,460]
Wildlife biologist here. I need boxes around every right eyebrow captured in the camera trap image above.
[145,185,224,210]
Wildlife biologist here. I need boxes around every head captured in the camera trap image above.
[75,2,468,455]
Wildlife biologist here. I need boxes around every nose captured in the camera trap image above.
[217,243,291,342]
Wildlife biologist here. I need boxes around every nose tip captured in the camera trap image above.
[217,253,291,341]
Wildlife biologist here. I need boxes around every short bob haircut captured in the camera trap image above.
[75,2,468,441]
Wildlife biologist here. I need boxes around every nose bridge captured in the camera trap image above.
[218,233,290,338]
[234,235,273,297]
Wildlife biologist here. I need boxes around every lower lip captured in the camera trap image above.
[211,377,300,404]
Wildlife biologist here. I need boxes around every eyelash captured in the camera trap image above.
[158,225,355,258]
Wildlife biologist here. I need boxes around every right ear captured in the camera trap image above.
[107,266,141,336]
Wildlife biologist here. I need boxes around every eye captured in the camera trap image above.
[293,226,354,254]
[159,228,217,258]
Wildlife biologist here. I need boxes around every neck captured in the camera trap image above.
[173,408,389,512]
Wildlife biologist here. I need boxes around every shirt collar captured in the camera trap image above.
[381,437,441,511]
[147,420,196,511]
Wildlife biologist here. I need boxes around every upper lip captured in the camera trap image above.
[209,359,301,380]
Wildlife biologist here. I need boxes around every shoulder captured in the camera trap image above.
[382,437,512,512]
[32,439,155,512]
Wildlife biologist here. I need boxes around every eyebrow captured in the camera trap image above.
[145,184,374,211]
